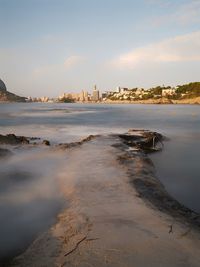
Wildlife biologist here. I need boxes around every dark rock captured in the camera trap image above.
[0,79,26,102]
[115,129,200,229]
[0,134,29,145]
[0,79,7,92]
[42,140,50,146]
[57,135,99,150]
[119,131,163,153]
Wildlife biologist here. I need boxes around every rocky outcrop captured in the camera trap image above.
[0,90,26,102]
[0,79,26,102]
[172,97,200,104]
[0,79,7,92]
[0,134,30,145]
[116,130,200,228]
[57,135,99,150]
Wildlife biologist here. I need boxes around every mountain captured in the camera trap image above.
[0,79,26,102]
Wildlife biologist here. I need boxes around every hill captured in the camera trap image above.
[0,79,26,102]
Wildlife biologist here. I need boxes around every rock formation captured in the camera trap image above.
[0,79,26,102]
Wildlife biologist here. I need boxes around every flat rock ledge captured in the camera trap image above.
[3,130,200,267]
[115,130,200,229]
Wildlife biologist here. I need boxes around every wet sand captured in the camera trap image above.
[8,134,200,267]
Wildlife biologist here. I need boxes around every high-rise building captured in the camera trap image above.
[79,90,85,102]
[84,91,89,102]
[92,85,99,101]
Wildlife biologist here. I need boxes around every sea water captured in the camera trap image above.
[0,102,199,261]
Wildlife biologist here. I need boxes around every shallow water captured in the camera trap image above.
[0,102,200,261]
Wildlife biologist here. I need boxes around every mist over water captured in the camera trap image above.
[0,146,66,261]
[0,102,200,261]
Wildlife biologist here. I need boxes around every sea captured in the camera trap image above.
[0,102,199,262]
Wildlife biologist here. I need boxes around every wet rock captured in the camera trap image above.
[80,135,100,142]
[57,135,99,150]
[116,130,200,229]
[119,131,163,153]
[0,134,29,145]
[42,140,50,146]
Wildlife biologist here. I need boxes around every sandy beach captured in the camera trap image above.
[8,133,200,267]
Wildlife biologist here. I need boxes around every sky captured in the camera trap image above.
[0,0,200,97]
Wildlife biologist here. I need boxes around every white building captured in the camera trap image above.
[162,88,176,97]
[135,88,144,95]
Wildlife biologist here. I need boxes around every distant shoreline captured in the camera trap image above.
[102,97,200,105]
[1,97,200,104]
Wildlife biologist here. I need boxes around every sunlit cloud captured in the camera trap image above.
[112,31,200,69]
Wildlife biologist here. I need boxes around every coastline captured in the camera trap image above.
[5,131,200,267]
[102,97,200,105]
[1,96,200,105]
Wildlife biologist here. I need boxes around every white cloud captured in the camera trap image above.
[112,31,200,69]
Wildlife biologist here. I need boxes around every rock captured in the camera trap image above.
[0,79,7,92]
[42,140,50,146]
[0,134,29,145]
[0,79,26,102]
[57,135,99,150]
[118,131,163,153]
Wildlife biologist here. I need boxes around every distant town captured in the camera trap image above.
[26,82,200,104]
[1,78,200,104]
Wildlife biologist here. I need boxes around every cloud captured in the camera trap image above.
[176,0,200,25]
[153,0,200,26]
[33,55,86,76]
[112,31,200,69]
[64,55,85,69]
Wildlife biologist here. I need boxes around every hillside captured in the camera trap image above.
[0,79,26,102]
[105,82,200,104]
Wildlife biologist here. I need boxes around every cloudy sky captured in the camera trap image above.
[0,0,200,97]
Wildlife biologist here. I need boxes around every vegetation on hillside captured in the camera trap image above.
[60,97,75,103]
[106,82,200,101]
[176,82,200,98]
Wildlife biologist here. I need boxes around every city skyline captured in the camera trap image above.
[0,0,200,97]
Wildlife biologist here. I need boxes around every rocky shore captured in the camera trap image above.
[103,97,200,104]
[1,130,200,266]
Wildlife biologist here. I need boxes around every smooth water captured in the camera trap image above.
[0,102,200,260]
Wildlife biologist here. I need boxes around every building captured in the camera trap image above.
[115,86,121,93]
[135,88,145,96]
[92,85,100,101]
[120,88,129,93]
[79,90,85,102]
[162,88,176,97]
[84,91,89,102]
